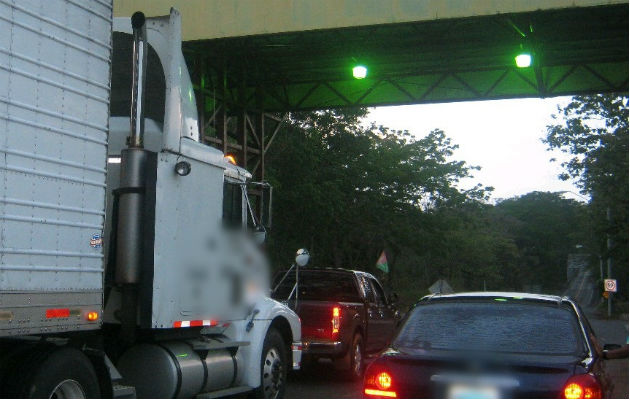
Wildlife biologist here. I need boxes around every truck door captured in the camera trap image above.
[368,278,396,350]
[358,274,381,352]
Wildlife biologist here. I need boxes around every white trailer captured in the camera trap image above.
[0,1,301,398]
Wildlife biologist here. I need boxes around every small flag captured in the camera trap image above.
[376,250,389,273]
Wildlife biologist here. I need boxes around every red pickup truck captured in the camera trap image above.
[272,268,400,380]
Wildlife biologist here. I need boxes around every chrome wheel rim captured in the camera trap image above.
[353,341,362,376]
[262,347,284,398]
[49,379,85,399]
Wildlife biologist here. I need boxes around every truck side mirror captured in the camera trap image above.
[295,249,310,267]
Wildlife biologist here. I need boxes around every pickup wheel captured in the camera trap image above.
[348,333,364,381]
[254,328,287,399]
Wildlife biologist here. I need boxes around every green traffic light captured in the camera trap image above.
[352,65,367,79]
[515,53,532,68]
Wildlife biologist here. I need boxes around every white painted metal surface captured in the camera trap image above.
[0,0,112,334]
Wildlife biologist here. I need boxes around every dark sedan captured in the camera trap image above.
[364,292,613,398]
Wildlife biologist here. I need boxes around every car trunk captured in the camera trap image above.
[383,351,581,398]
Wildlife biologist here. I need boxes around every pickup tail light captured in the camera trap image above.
[562,374,602,399]
[365,369,397,398]
[332,306,340,335]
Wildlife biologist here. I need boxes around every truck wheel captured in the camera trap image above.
[22,347,100,398]
[347,334,364,381]
[254,328,287,399]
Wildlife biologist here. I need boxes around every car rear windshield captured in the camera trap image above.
[272,271,361,302]
[393,300,584,356]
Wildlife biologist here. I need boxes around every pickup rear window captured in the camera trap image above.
[394,301,584,356]
[272,271,362,302]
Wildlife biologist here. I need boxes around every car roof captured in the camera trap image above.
[273,267,376,279]
[421,291,571,305]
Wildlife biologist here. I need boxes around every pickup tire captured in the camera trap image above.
[254,328,287,399]
[347,333,364,381]
[12,347,100,398]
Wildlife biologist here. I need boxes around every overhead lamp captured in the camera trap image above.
[352,65,367,79]
[515,52,532,68]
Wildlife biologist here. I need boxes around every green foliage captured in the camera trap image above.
[265,109,487,274]
[265,108,600,307]
[494,191,590,291]
[544,94,628,297]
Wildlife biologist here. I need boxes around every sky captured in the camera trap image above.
[367,96,586,203]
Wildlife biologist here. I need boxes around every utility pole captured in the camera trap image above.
[606,207,613,317]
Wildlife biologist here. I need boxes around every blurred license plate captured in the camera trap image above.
[447,384,499,399]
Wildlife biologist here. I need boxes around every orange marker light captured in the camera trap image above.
[87,311,99,321]
[225,155,237,165]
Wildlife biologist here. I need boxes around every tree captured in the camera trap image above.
[265,108,491,302]
[494,191,590,292]
[544,95,628,297]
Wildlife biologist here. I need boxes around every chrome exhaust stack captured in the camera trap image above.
[129,11,147,148]
[116,11,149,342]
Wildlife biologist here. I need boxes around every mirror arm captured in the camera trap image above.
[272,263,295,294]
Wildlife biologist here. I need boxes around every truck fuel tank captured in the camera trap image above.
[117,341,235,398]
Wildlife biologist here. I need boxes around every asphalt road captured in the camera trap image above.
[286,359,364,399]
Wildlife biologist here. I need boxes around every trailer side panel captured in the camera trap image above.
[0,0,112,336]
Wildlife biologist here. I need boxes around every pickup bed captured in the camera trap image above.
[272,268,399,379]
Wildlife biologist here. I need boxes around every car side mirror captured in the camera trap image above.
[604,343,622,351]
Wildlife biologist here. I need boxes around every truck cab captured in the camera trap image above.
[100,9,301,397]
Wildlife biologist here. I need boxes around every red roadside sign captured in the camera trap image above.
[604,279,617,293]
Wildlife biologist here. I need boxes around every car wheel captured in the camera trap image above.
[348,334,364,381]
[254,328,287,399]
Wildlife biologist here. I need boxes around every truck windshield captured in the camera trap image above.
[272,271,362,302]
[393,301,584,356]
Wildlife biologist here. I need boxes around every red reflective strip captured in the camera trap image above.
[46,308,70,319]
[174,319,218,328]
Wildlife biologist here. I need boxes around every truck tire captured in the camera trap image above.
[20,347,100,398]
[254,328,287,399]
[347,333,364,381]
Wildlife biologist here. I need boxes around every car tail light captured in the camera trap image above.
[562,374,602,399]
[365,369,397,398]
[332,306,340,335]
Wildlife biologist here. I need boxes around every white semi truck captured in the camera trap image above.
[0,1,301,398]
